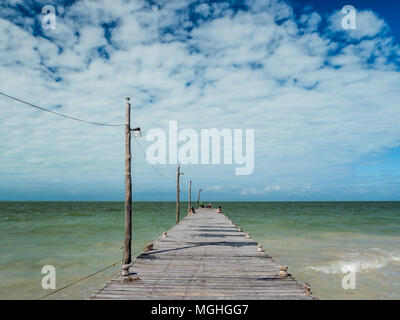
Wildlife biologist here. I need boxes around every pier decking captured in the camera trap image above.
[91,208,315,300]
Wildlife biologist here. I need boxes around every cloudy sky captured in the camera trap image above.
[1,0,400,201]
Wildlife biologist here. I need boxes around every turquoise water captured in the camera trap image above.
[0,201,399,299]
[225,202,400,299]
[0,202,177,300]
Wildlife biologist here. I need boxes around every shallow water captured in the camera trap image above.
[224,201,400,300]
[0,202,176,300]
[0,201,399,299]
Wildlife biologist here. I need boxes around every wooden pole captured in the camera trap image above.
[123,97,132,276]
[196,188,201,209]
[176,165,180,224]
[188,180,192,214]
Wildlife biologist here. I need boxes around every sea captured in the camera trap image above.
[0,201,399,300]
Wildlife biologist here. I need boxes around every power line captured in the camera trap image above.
[0,91,124,127]
[133,136,173,180]
[1,90,174,179]
[38,259,122,300]
[37,247,145,300]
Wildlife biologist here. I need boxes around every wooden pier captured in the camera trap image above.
[91,208,315,300]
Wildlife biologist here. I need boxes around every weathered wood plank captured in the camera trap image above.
[91,209,315,300]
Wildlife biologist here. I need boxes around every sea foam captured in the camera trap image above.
[305,248,400,274]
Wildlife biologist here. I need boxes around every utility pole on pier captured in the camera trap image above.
[188,180,192,214]
[122,97,141,276]
[123,97,132,276]
[196,188,202,209]
[176,165,183,224]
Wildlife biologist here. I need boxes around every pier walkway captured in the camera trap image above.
[91,208,315,300]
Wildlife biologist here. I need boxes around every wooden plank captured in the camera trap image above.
[91,209,316,300]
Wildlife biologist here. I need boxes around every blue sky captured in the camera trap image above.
[1,0,400,201]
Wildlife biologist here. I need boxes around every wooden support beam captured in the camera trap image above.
[123,97,132,275]
[188,180,192,214]
[196,188,202,209]
[176,165,180,224]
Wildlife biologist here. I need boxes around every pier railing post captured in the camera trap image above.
[123,97,132,276]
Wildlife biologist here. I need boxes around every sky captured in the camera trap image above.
[1,0,400,201]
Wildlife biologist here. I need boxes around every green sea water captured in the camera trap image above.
[0,201,399,300]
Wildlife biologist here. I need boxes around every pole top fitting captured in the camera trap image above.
[126,97,131,103]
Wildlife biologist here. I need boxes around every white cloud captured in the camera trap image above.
[300,12,322,32]
[328,9,388,40]
[241,188,264,195]
[265,185,281,192]
[195,3,210,17]
[205,185,223,192]
[0,0,400,199]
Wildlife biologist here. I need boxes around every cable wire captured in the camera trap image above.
[0,91,124,127]
[133,136,173,180]
[37,247,144,300]
[1,91,177,298]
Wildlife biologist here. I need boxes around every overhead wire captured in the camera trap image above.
[1,90,176,180]
[133,136,173,180]
[1,90,192,298]
[37,247,145,300]
[0,91,124,127]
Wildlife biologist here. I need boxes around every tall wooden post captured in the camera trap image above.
[188,180,192,214]
[176,165,180,224]
[123,97,132,276]
[196,188,202,209]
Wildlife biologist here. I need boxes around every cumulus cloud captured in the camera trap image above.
[299,12,322,32]
[1,0,400,200]
[328,8,388,40]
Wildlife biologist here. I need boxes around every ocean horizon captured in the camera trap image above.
[2,200,400,202]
